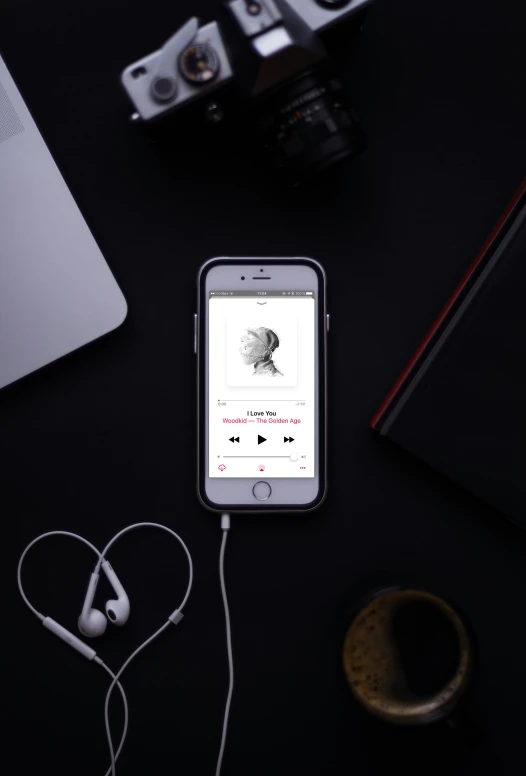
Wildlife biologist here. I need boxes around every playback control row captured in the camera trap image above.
[229,435,295,445]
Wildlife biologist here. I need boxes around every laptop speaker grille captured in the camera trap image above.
[0,79,24,144]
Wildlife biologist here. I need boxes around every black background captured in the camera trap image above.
[1,1,526,774]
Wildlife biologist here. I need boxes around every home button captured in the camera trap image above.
[253,481,272,501]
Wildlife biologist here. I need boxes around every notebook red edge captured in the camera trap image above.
[370,177,526,431]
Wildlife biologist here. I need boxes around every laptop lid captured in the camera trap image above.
[0,53,127,390]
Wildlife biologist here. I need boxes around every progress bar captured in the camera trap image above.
[222,456,291,459]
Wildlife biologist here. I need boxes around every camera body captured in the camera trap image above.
[121,0,373,183]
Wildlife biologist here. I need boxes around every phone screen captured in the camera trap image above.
[208,290,316,479]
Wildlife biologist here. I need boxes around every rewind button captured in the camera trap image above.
[229,436,240,443]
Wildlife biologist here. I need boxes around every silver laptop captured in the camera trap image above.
[0,54,127,390]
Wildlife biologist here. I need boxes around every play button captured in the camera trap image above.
[258,435,267,445]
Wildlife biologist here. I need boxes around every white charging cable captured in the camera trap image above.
[215,513,233,776]
[17,531,129,776]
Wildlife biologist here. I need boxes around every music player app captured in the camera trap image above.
[208,291,316,478]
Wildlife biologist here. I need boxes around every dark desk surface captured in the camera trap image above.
[2,1,526,774]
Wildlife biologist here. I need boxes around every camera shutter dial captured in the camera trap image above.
[179,44,220,85]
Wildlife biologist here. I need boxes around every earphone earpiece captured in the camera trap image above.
[78,608,107,638]
[78,572,107,638]
[101,560,130,627]
[77,562,130,636]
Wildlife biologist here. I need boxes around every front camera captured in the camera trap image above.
[241,276,245,281]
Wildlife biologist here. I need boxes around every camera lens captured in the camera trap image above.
[241,276,245,280]
[254,70,364,186]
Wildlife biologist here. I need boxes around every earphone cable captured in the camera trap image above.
[96,523,194,776]
[96,522,193,614]
[215,513,233,776]
[99,662,130,776]
[103,621,171,776]
[17,531,103,621]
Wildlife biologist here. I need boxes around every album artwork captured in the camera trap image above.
[226,316,298,387]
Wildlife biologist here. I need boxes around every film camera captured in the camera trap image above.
[122,0,372,184]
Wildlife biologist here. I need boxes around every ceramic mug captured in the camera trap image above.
[342,587,474,726]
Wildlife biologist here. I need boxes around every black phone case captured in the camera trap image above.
[196,257,328,513]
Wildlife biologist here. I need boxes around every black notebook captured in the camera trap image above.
[372,179,526,528]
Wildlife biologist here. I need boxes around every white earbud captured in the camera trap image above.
[101,561,130,627]
[78,572,107,638]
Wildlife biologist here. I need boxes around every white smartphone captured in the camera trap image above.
[196,258,327,512]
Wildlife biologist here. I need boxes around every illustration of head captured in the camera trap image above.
[239,327,280,365]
